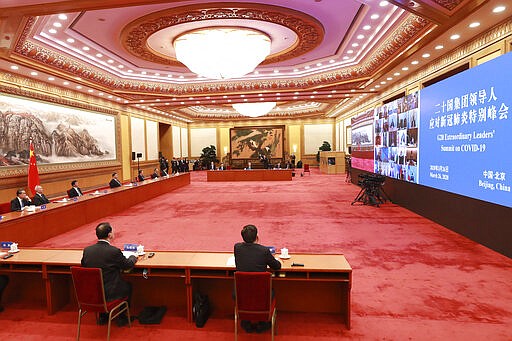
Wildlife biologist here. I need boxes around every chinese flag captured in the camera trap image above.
[28,141,40,196]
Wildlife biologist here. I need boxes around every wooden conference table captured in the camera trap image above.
[0,248,352,329]
[0,173,190,246]
[207,169,293,181]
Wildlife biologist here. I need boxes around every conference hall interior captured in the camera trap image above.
[0,0,511,340]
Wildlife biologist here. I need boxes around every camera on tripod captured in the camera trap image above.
[352,173,388,207]
[357,173,385,189]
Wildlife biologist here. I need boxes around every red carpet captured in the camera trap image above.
[1,169,510,340]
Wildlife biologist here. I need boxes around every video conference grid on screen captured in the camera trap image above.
[351,52,511,208]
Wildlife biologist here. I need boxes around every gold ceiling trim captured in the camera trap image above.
[13,13,429,97]
[120,2,324,66]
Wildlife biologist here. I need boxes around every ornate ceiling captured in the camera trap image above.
[0,0,502,122]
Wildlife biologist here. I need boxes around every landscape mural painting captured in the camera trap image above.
[230,126,284,159]
[0,94,116,166]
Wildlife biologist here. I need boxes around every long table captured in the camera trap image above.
[0,248,352,329]
[207,169,293,181]
[0,174,190,246]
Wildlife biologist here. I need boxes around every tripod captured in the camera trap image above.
[351,174,389,207]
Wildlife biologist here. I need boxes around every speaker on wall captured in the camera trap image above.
[132,152,136,161]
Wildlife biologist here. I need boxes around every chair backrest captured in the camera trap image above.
[304,164,310,172]
[71,266,108,313]
[67,189,73,198]
[235,272,273,321]
[0,202,11,214]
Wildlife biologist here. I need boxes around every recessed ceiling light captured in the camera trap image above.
[343,56,349,60]
[493,6,506,13]
[48,29,57,34]
[179,75,184,79]
[304,66,310,69]
[371,14,379,20]
[141,71,147,75]
[273,70,279,73]
[66,38,74,43]
[108,95,113,99]
[329,59,335,63]
[310,95,315,98]
[293,68,299,72]
[99,92,104,96]
[29,71,38,76]
[48,77,55,81]
[357,34,365,39]
[10,65,19,70]
[469,22,480,28]
[380,81,386,84]
[313,91,318,94]
[95,53,103,58]
[370,88,375,91]
[240,95,245,98]
[363,25,371,30]
[422,53,430,58]
[76,85,82,89]
[259,98,265,101]
[63,81,69,85]
[379,1,389,7]
[435,45,444,50]
[402,66,409,71]
[316,63,322,66]
[387,77,392,80]
[127,70,133,73]
[347,50,354,54]
[351,89,356,92]
[393,72,400,76]
[118,65,124,68]
[411,60,419,65]
[107,59,114,63]
[332,90,337,93]
[276,97,280,100]
[154,73,160,76]
[87,89,94,93]
[293,96,298,99]
[58,14,68,20]
[82,46,90,51]
[167,74,173,78]
[53,22,62,28]
[345,94,350,97]
[327,94,332,98]
[450,34,460,40]
[352,43,359,47]
[375,85,380,88]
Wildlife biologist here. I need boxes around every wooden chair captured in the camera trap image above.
[70,266,131,341]
[303,163,311,175]
[234,272,276,340]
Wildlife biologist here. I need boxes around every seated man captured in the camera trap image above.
[234,224,281,333]
[137,170,145,182]
[150,168,159,179]
[81,222,137,326]
[32,185,50,206]
[10,188,32,211]
[109,172,122,188]
[68,180,83,198]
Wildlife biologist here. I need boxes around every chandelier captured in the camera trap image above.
[233,102,276,118]
[173,27,271,80]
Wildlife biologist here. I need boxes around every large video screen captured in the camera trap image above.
[419,52,512,208]
[351,51,512,208]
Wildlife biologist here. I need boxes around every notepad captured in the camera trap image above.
[226,256,236,267]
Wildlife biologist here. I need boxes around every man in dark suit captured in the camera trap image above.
[234,224,281,333]
[81,222,137,326]
[150,168,159,179]
[137,169,145,182]
[32,185,50,206]
[10,188,32,211]
[109,172,122,188]
[68,180,83,198]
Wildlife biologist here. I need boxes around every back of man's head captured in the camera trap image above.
[96,222,112,239]
[241,224,258,243]
[71,180,77,187]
